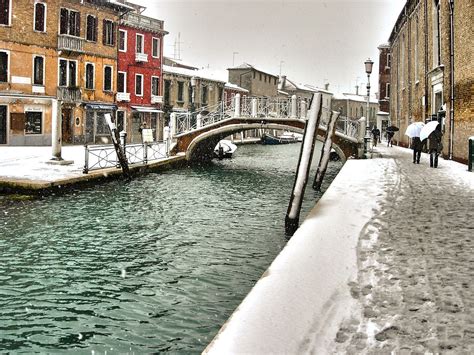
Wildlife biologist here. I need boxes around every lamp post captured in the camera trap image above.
[364,58,374,157]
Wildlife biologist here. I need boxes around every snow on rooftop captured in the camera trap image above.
[333,92,378,104]
[163,65,226,83]
[228,63,278,78]
[225,82,249,92]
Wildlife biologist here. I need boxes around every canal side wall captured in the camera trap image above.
[205,157,393,353]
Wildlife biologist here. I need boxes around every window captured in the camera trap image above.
[103,19,115,46]
[177,81,184,101]
[0,0,10,25]
[33,56,44,85]
[116,111,125,132]
[135,74,143,96]
[414,15,419,79]
[386,53,391,68]
[136,34,144,54]
[119,30,127,52]
[385,83,390,99]
[58,58,77,87]
[25,111,42,134]
[433,0,441,67]
[164,80,171,104]
[103,65,112,91]
[117,71,126,93]
[401,35,405,88]
[152,37,160,58]
[151,76,159,96]
[60,8,80,37]
[95,111,108,135]
[202,85,208,104]
[34,2,46,32]
[86,15,98,42]
[85,63,94,90]
[0,51,9,82]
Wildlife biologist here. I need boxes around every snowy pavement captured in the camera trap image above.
[206,144,473,353]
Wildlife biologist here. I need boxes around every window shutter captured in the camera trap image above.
[35,3,45,32]
[102,19,106,45]
[60,8,68,34]
[0,52,8,82]
[94,17,98,42]
[112,23,116,46]
[0,0,10,25]
[75,12,81,37]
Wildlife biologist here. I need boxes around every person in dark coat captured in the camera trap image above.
[371,127,380,147]
[386,131,394,147]
[411,136,423,164]
[428,124,443,168]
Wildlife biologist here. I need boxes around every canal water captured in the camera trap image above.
[0,142,342,354]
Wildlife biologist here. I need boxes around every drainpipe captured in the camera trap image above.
[447,0,454,160]
[424,0,429,121]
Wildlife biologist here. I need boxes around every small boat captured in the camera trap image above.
[214,140,237,159]
[260,131,302,145]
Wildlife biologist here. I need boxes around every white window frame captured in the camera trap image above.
[385,83,390,99]
[0,49,10,83]
[117,71,127,93]
[152,37,160,58]
[33,1,47,33]
[32,54,45,86]
[386,53,391,69]
[57,58,78,87]
[151,76,159,96]
[119,29,127,52]
[135,74,144,97]
[0,0,12,27]
[136,33,144,54]
[85,62,95,90]
[103,65,113,92]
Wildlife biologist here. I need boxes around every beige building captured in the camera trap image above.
[389,0,473,163]
[332,91,379,128]
[227,63,278,97]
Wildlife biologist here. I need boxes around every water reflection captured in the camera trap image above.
[0,143,341,353]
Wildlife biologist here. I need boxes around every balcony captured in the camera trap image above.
[57,87,82,103]
[117,92,131,102]
[58,35,84,53]
[122,13,164,33]
[135,52,148,62]
[151,95,163,104]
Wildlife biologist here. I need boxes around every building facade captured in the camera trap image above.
[227,63,278,97]
[377,43,391,114]
[332,92,379,128]
[0,0,130,146]
[117,3,167,143]
[389,0,473,163]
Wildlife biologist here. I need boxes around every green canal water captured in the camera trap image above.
[0,143,342,354]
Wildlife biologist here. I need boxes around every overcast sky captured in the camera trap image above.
[133,0,406,95]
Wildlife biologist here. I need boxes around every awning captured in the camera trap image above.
[85,103,117,111]
[131,106,164,113]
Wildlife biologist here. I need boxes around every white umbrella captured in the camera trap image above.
[419,121,440,141]
[405,122,425,138]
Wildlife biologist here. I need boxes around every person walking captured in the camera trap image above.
[428,125,443,168]
[371,127,380,147]
[411,136,423,164]
[386,130,394,147]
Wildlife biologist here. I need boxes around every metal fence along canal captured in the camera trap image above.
[0,143,341,353]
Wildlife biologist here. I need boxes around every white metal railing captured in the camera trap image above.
[170,95,361,142]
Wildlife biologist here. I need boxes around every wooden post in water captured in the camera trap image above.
[285,93,322,237]
[105,113,131,180]
[312,110,340,191]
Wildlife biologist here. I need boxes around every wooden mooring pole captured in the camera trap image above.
[312,110,340,191]
[105,113,131,180]
[285,93,322,237]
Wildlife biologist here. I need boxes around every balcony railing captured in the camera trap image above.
[58,34,84,53]
[57,87,82,103]
[122,13,164,32]
[151,95,163,104]
[117,92,131,102]
[135,52,148,62]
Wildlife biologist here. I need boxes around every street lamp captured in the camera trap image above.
[364,58,374,157]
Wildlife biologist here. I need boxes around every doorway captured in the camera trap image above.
[62,108,73,144]
[0,105,6,144]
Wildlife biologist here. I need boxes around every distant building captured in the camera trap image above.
[278,76,315,101]
[163,57,199,71]
[332,91,379,128]
[117,1,168,143]
[227,63,278,97]
[377,43,391,115]
[388,0,473,163]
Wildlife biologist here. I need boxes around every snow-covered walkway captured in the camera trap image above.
[206,144,473,354]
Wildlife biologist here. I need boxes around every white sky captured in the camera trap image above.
[134,0,407,95]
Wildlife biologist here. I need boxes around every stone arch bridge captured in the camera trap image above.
[169,95,363,162]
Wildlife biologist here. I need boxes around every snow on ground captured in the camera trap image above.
[206,144,473,354]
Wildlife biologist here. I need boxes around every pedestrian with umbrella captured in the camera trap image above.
[405,122,425,164]
[371,126,381,147]
[386,125,399,147]
[422,121,443,168]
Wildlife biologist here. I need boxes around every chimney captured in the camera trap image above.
[324,82,329,90]
[355,85,359,95]
[280,75,287,90]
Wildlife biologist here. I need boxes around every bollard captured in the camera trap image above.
[469,137,473,172]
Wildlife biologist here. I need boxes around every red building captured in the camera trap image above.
[117,2,167,143]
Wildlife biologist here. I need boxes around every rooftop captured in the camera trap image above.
[227,63,279,78]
